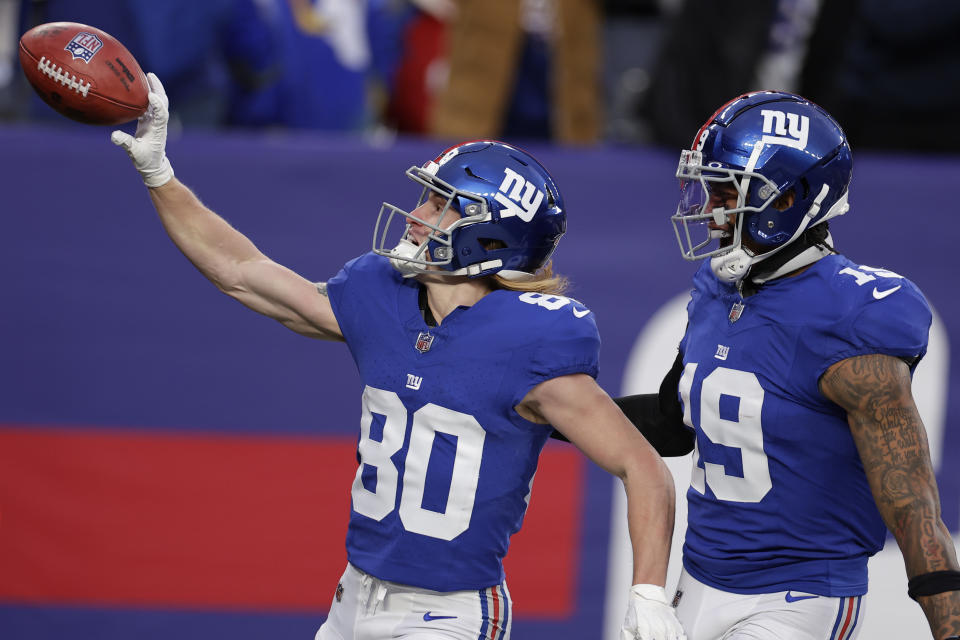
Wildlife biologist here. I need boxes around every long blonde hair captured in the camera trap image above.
[488,261,570,295]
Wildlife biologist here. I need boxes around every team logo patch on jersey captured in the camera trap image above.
[415,331,434,353]
[715,344,730,360]
[729,301,745,323]
[405,373,423,390]
[64,31,104,62]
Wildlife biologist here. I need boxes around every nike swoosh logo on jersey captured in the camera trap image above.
[784,592,820,603]
[423,612,458,621]
[872,285,901,300]
[572,307,591,318]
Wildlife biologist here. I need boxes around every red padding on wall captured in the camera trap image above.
[0,426,582,615]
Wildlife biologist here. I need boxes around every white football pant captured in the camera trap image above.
[316,563,512,640]
[674,569,863,640]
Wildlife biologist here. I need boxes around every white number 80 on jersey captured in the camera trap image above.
[351,386,486,541]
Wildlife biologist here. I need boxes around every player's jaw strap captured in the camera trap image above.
[747,224,833,286]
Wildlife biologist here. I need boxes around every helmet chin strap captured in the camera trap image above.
[710,247,755,283]
[388,238,508,279]
[750,230,833,284]
[710,184,843,285]
[388,238,426,277]
[711,226,834,287]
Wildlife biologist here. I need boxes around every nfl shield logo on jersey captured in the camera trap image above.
[729,302,745,323]
[64,32,104,62]
[415,331,435,353]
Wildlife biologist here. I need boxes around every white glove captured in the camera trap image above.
[111,72,174,188]
[620,584,687,640]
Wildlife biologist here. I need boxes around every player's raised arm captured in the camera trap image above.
[820,353,960,639]
[518,373,686,640]
[111,73,341,341]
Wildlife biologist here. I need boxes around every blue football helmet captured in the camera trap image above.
[373,140,566,279]
[671,91,853,282]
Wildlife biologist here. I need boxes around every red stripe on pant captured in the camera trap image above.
[835,597,855,640]
[491,586,502,640]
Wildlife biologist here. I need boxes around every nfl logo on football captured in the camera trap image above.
[415,331,434,353]
[64,32,103,62]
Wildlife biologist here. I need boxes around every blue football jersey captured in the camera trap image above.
[678,255,931,596]
[326,252,599,591]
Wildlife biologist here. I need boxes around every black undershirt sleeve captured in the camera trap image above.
[549,349,694,457]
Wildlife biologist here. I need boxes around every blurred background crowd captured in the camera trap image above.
[2,0,959,152]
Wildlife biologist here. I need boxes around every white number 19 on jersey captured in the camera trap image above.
[680,364,772,503]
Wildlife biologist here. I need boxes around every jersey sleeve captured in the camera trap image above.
[326,252,397,348]
[847,286,931,364]
[507,304,601,407]
[679,261,712,355]
[806,276,932,382]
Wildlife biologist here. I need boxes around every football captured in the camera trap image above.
[18,22,149,125]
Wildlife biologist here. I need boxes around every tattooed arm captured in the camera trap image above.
[821,353,960,639]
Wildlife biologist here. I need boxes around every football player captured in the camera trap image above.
[111,73,686,640]
[617,91,960,639]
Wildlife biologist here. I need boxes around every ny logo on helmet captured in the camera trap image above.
[495,168,544,222]
[760,109,809,150]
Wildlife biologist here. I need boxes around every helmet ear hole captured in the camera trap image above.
[772,189,796,212]
[480,238,508,250]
